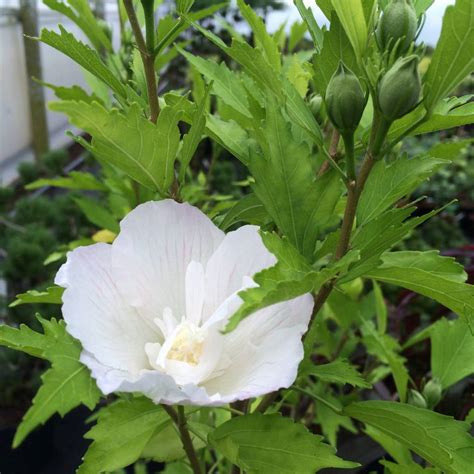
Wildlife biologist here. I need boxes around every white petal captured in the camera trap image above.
[81,351,225,406]
[56,244,154,374]
[185,261,205,326]
[202,295,314,402]
[112,200,224,324]
[202,225,276,322]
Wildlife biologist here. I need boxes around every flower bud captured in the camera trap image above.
[378,55,421,121]
[423,378,442,409]
[309,94,323,119]
[408,389,427,409]
[377,0,418,54]
[325,62,366,134]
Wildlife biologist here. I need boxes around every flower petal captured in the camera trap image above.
[202,225,276,322]
[112,200,224,322]
[56,243,154,374]
[202,295,314,402]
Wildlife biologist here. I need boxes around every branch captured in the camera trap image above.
[163,405,202,474]
[123,0,160,123]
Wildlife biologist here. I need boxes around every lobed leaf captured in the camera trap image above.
[209,413,358,473]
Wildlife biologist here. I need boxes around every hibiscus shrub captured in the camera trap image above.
[1,0,474,473]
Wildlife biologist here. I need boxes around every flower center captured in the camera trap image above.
[166,322,206,366]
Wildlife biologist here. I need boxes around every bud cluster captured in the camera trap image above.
[376,0,421,123]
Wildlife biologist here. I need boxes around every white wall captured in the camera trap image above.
[0,2,120,179]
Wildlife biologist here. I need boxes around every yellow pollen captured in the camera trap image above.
[166,324,205,366]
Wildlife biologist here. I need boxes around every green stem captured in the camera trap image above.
[154,18,185,57]
[123,0,160,123]
[342,133,356,181]
[293,386,343,415]
[162,405,202,474]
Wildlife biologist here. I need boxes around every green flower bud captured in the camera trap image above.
[377,0,418,54]
[378,55,421,121]
[325,62,366,134]
[309,94,323,118]
[423,378,442,409]
[408,389,427,409]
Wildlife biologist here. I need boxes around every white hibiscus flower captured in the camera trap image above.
[56,200,313,406]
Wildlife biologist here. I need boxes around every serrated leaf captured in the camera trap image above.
[38,26,126,98]
[357,155,448,225]
[424,0,474,111]
[209,413,358,473]
[226,232,359,332]
[50,101,181,192]
[294,0,324,51]
[250,103,342,259]
[14,320,100,447]
[430,317,474,389]
[237,0,281,71]
[330,0,368,60]
[178,86,210,183]
[366,251,474,323]
[360,319,408,401]
[9,286,64,308]
[220,193,269,231]
[344,205,445,281]
[344,400,474,474]
[43,0,113,52]
[364,425,413,466]
[312,14,358,96]
[78,398,169,474]
[301,358,371,388]
[26,171,108,191]
[381,460,440,474]
[74,196,119,233]
[0,323,48,358]
[178,49,251,118]
[389,97,474,140]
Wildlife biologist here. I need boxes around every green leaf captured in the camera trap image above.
[178,86,210,183]
[26,171,108,191]
[43,0,113,52]
[381,460,440,474]
[389,97,474,139]
[366,251,474,323]
[294,0,324,51]
[250,103,342,258]
[50,101,181,192]
[226,232,359,332]
[312,14,358,96]
[369,282,386,338]
[314,388,356,447]
[424,0,474,111]
[14,320,100,447]
[220,193,269,231]
[344,400,474,474]
[178,49,252,118]
[209,413,358,473]
[74,196,119,233]
[330,0,368,60]
[357,155,448,225]
[206,115,251,164]
[0,323,49,359]
[430,317,474,389]
[413,0,435,16]
[78,398,169,474]
[237,0,281,71]
[301,358,371,388]
[38,79,101,103]
[360,319,408,401]
[38,26,126,98]
[364,425,413,466]
[344,205,445,281]
[9,286,64,308]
